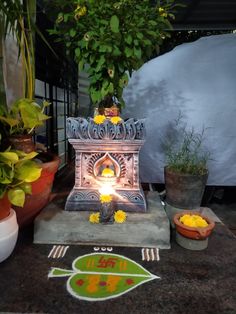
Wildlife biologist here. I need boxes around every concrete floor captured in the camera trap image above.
[0,165,235,313]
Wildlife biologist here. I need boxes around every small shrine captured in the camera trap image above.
[34,116,170,248]
[65,117,147,213]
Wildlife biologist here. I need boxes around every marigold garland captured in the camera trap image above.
[100,194,112,203]
[94,115,106,124]
[114,210,127,223]
[180,214,208,228]
[89,212,100,224]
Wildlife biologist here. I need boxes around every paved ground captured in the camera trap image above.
[0,222,235,314]
[1,166,235,313]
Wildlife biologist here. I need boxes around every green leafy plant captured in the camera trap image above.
[0,98,50,135]
[0,148,42,207]
[163,118,210,175]
[0,1,52,137]
[50,0,176,108]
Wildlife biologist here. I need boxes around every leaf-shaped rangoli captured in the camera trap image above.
[48,252,160,301]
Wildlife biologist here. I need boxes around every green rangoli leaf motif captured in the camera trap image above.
[49,253,160,301]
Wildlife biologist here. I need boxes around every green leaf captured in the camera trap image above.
[124,47,133,58]
[8,188,25,207]
[0,152,19,164]
[0,165,13,184]
[125,34,132,44]
[113,46,121,56]
[79,60,85,71]
[70,29,76,37]
[134,47,142,59]
[137,32,143,39]
[15,160,42,183]
[19,101,49,129]
[0,185,7,198]
[19,183,32,195]
[0,116,19,128]
[90,89,102,104]
[95,55,105,72]
[15,151,38,160]
[75,48,80,58]
[110,15,119,33]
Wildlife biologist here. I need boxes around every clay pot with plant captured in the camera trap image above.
[0,0,60,226]
[0,145,42,262]
[0,98,60,227]
[163,117,210,215]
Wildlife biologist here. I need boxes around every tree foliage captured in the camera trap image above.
[50,0,176,107]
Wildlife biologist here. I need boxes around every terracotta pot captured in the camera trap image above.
[8,135,36,153]
[0,194,11,220]
[164,166,208,209]
[14,153,60,227]
[174,211,215,240]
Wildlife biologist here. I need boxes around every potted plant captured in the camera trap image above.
[49,0,176,111]
[0,98,50,152]
[0,1,60,226]
[0,143,42,262]
[163,117,210,215]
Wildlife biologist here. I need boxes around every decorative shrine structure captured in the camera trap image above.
[65,117,147,212]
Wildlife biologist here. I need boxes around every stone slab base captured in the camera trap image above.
[34,192,170,249]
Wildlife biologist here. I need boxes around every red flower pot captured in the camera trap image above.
[0,194,11,220]
[174,211,215,240]
[14,153,60,227]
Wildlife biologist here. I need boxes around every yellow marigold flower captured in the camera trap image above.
[110,116,122,125]
[114,210,127,223]
[159,7,168,17]
[180,214,208,228]
[102,167,115,177]
[89,212,100,224]
[94,115,106,124]
[100,194,112,203]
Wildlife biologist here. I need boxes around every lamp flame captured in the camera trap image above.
[99,184,115,195]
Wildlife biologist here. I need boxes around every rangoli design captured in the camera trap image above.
[48,252,159,301]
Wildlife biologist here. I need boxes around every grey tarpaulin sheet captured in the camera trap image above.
[123,34,236,186]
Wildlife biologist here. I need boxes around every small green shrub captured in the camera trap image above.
[164,118,210,175]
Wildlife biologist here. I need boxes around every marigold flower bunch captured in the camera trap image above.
[180,214,208,228]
